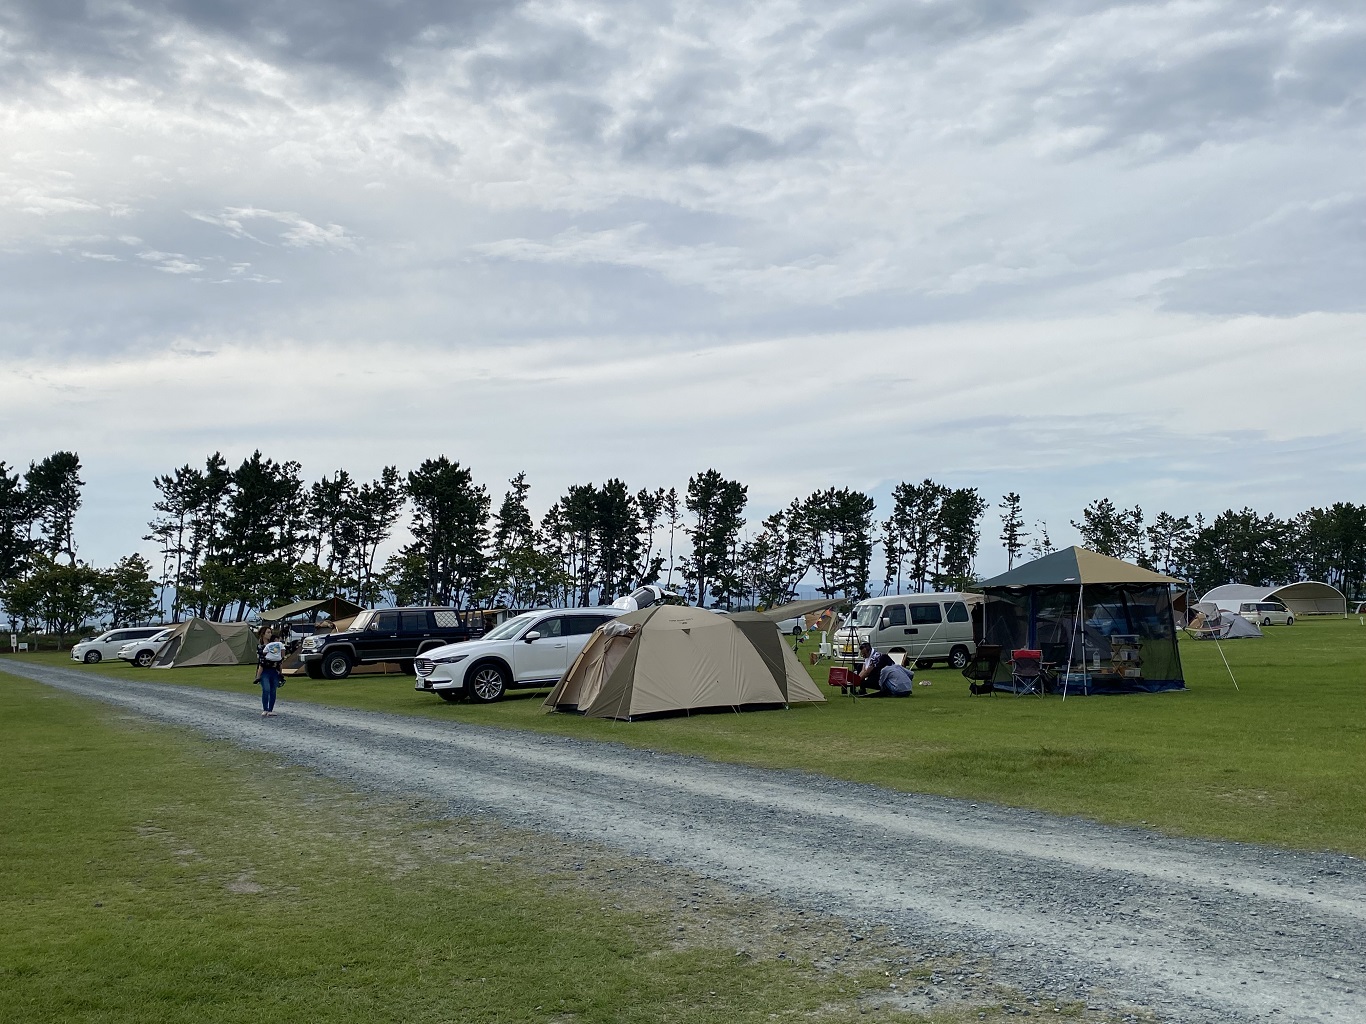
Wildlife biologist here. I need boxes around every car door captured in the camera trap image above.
[908,602,945,657]
[399,610,434,657]
[512,615,568,683]
[361,611,401,661]
[873,604,907,650]
[99,631,131,657]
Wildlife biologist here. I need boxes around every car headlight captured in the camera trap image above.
[432,653,469,665]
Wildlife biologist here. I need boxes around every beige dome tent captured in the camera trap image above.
[152,618,257,668]
[544,605,826,721]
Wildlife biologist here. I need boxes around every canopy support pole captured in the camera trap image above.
[1063,584,1083,701]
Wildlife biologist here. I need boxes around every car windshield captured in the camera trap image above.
[347,611,372,632]
[481,613,537,642]
[153,629,173,641]
[852,604,882,628]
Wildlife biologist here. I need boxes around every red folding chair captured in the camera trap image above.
[1010,649,1044,697]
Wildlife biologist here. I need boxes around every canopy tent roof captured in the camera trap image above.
[980,547,1181,588]
[544,604,824,721]
[757,598,842,621]
[260,596,365,622]
[1201,582,1346,616]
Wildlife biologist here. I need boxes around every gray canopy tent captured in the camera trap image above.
[979,547,1185,695]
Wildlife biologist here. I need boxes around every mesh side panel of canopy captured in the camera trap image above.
[983,585,1183,694]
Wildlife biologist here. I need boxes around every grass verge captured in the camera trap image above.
[0,672,1056,1024]
[14,615,1366,856]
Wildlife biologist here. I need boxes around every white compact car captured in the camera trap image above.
[117,627,176,668]
[414,607,624,703]
[71,627,165,664]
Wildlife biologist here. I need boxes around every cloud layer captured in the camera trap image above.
[2,0,1364,569]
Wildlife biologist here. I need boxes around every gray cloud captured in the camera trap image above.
[0,0,512,87]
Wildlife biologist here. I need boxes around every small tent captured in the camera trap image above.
[544,605,825,720]
[152,618,257,668]
[979,546,1185,694]
[1186,604,1262,640]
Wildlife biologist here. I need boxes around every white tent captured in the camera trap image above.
[1201,581,1346,617]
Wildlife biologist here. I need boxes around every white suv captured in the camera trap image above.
[117,627,176,667]
[71,627,164,664]
[414,607,624,703]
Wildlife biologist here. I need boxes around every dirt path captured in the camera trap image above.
[9,660,1364,1023]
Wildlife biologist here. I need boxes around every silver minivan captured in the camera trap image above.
[834,593,980,668]
[1237,601,1294,626]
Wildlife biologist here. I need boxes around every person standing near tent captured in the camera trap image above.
[255,627,285,717]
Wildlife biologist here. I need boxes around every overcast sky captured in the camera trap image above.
[3,0,1364,578]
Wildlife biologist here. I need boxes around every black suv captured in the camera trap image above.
[299,607,480,679]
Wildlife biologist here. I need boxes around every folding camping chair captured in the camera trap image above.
[962,644,1001,696]
[1009,649,1045,697]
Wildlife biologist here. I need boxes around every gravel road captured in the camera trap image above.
[9,660,1365,1023]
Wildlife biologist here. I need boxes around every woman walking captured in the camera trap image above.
[255,627,285,716]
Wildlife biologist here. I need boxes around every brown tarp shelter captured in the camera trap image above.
[152,618,257,668]
[757,598,841,622]
[545,605,825,721]
[260,596,364,623]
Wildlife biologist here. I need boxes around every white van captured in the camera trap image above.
[833,593,980,669]
[1236,601,1294,626]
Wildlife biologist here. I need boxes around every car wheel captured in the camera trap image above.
[1286,616,1294,626]
[134,650,155,668]
[437,691,463,703]
[791,625,802,637]
[83,651,101,664]
[949,646,971,670]
[322,651,353,679]
[467,663,509,703]
[1262,617,1272,626]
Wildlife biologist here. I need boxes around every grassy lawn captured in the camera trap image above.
[0,674,1019,1024]
[11,615,1366,856]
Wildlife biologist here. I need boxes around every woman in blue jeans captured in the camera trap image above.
[255,628,285,716]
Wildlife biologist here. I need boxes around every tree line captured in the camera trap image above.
[3,449,1363,637]
[0,453,157,639]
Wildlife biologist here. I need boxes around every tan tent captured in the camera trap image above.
[544,605,825,721]
[152,618,257,668]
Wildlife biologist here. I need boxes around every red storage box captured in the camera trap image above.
[827,666,852,688]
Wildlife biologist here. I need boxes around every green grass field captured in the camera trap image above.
[2,675,1024,1024]
[9,615,1366,855]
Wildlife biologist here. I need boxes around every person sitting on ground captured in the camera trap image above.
[851,641,893,695]
[872,660,915,697]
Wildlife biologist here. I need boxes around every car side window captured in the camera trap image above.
[533,617,564,638]
[108,631,129,642]
[371,612,399,632]
[564,615,608,636]
[909,603,943,625]
[432,609,461,628]
[945,601,970,623]
[400,611,431,632]
[882,605,907,627]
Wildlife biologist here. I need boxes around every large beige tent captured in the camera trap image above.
[545,605,826,721]
[152,618,257,668]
